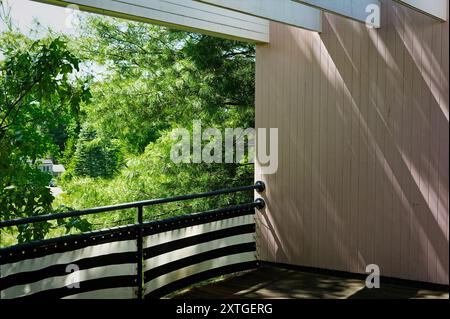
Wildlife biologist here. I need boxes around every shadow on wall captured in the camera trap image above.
[256,0,448,285]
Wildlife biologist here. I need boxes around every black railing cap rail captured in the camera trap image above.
[0,181,266,228]
[0,201,263,256]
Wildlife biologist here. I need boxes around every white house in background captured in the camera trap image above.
[51,164,66,177]
[32,159,66,177]
[38,159,53,173]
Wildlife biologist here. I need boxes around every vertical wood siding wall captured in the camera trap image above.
[255,0,449,285]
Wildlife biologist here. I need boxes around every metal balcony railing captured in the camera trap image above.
[0,182,265,299]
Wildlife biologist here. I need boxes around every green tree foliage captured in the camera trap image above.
[0,18,92,243]
[58,16,256,220]
[76,17,255,152]
[1,7,256,242]
[72,124,122,178]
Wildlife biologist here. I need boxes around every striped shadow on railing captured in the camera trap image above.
[0,182,265,299]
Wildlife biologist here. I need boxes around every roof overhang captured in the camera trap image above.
[292,0,381,28]
[32,0,448,44]
[31,0,270,43]
[196,0,322,32]
[393,0,448,21]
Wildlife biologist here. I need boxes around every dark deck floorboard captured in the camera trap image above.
[172,266,449,299]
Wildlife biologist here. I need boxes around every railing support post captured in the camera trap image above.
[137,206,144,300]
[254,182,265,270]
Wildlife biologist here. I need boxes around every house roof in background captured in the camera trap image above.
[52,164,66,173]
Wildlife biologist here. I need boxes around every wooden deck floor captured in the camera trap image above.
[172,266,449,299]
